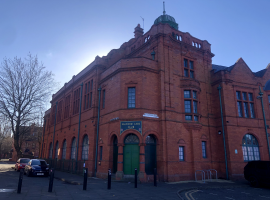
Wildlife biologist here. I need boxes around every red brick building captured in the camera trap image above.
[41,10,270,182]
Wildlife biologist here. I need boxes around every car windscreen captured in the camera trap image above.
[20,159,30,163]
[31,160,47,166]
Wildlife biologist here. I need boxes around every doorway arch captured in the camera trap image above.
[145,135,157,174]
[123,134,140,175]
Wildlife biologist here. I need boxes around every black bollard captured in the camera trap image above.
[134,168,137,188]
[154,168,157,187]
[48,168,54,192]
[17,169,24,193]
[83,168,88,190]
[107,168,111,190]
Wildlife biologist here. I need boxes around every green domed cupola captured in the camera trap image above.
[154,2,178,30]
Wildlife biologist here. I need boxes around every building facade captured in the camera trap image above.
[41,11,270,182]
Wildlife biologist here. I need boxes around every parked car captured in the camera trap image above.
[244,161,270,187]
[24,159,49,177]
[15,158,30,171]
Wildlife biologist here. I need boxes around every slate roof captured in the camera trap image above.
[212,64,267,77]
[211,64,235,73]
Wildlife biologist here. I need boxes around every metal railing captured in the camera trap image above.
[195,169,217,182]
[44,159,85,175]
[195,170,205,183]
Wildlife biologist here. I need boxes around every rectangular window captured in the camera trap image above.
[179,146,184,161]
[185,115,192,120]
[51,105,56,125]
[236,91,241,100]
[194,115,198,121]
[190,71,194,78]
[249,93,253,101]
[268,95,270,103]
[193,91,197,99]
[102,90,105,109]
[90,92,92,108]
[184,59,188,68]
[244,102,249,118]
[184,69,188,77]
[99,146,103,160]
[193,101,197,113]
[128,87,136,108]
[202,141,207,158]
[237,101,243,117]
[73,88,81,115]
[184,90,191,98]
[189,61,194,69]
[57,101,63,123]
[64,95,71,119]
[184,100,191,113]
[250,103,255,118]
[242,92,247,101]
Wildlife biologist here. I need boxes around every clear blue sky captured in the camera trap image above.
[1,0,269,87]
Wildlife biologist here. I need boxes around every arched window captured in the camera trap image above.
[146,135,156,144]
[71,138,76,160]
[62,140,67,159]
[82,135,89,160]
[49,143,52,159]
[242,134,260,161]
[55,141,59,159]
[124,134,139,144]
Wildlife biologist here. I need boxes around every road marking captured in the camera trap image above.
[209,193,217,195]
[225,197,235,200]
[259,195,270,199]
[185,190,200,200]
[241,192,250,195]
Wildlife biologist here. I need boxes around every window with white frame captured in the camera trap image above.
[242,134,260,161]
[179,146,184,161]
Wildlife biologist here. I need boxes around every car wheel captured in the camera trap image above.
[250,176,259,187]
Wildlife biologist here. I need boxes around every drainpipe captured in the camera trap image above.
[40,119,46,158]
[95,87,101,177]
[258,86,270,160]
[217,85,229,180]
[76,82,84,171]
[52,102,58,160]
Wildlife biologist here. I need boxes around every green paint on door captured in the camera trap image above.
[123,144,139,175]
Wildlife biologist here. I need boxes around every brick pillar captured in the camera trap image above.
[115,143,124,180]
[139,143,146,182]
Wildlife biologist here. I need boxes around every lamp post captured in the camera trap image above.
[217,85,229,180]
[257,86,270,160]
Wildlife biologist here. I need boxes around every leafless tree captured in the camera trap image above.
[0,115,11,159]
[0,54,56,159]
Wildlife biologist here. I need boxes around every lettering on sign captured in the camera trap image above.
[120,121,142,135]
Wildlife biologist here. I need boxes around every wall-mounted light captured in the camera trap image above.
[218,130,222,135]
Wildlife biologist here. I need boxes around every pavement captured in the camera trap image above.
[1,159,268,199]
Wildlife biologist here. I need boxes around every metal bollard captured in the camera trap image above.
[154,168,157,187]
[83,168,88,190]
[48,168,54,192]
[17,169,24,193]
[107,168,111,190]
[134,168,137,188]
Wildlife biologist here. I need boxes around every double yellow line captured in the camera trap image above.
[184,190,200,200]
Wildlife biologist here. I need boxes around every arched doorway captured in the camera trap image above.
[124,134,140,175]
[113,136,118,173]
[145,135,157,174]
[242,134,260,161]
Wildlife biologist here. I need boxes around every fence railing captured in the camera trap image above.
[44,159,85,175]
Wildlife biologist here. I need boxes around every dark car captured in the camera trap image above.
[244,161,270,187]
[24,159,49,177]
[15,158,30,171]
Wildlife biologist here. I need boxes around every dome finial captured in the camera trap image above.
[163,1,166,15]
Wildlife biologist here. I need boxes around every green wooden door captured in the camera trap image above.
[124,144,139,175]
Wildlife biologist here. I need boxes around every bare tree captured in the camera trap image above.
[0,115,11,159]
[0,54,56,159]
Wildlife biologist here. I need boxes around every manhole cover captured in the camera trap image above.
[0,189,15,192]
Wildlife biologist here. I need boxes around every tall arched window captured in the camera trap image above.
[55,141,59,159]
[242,134,260,161]
[62,140,66,159]
[49,143,52,159]
[82,135,89,160]
[71,138,76,160]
